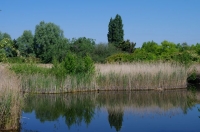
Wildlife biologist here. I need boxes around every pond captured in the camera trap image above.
[20,90,200,132]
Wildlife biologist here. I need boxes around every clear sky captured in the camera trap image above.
[0,0,199,47]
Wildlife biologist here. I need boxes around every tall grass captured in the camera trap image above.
[19,73,95,93]
[0,64,21,130]
[96,62,188,90]
[10,62,190,93]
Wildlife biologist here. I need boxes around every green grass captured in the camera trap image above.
[10,63,50,75]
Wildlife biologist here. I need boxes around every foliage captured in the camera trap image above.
[107,14,124,47]
[0,38,16,62]
[70,37,95,57]
[50,38,70,63]
[141,41,160,56]
[7,56,41,63]
[119,39,136,53]
[7,57,26,63]
[92,43,120,63]
[52,52,95,78]
[16,30,34,57]
[106,40,200,64]
[34,21,65,63]
[106,53,133,63]
[0,32,11,41]
[2,19,200,64]
[187,68,197,82]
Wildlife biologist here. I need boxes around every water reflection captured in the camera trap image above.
[108,108,123,131]
[22,90,198,131]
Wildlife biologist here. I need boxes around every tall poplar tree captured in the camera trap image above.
[107,14,124,47]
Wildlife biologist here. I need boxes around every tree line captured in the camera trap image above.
[0,19,122,63]
[0,14,199,64]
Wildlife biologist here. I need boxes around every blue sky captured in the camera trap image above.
[0,0,199,47]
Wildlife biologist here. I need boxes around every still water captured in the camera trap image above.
[20,90,200,132]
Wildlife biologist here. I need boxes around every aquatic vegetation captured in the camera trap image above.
[9,62,191,93]
[96,62,188,90]
[0,64,21,131]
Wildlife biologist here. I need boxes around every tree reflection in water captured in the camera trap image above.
[22,90,197,130]
[108,108,123,131]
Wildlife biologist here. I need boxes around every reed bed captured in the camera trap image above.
[0,64,21,131]
[96,62,188,90]
[12,62,190,93]
[188,63,200,78]
[20,73,96,93]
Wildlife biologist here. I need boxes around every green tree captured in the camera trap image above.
[119,39,136,53]
[142,41,160,55]
[107,18,114,43]
[161,40,178,53]
[34,21,65,63]
[16,30,34,57]
[0,38,15,61]
[193,43,200,56]
[0,32,11,41]
[51,38,70,62]
[70,37,95,57]
[0,32,15,57]
[160,40,179,60]
[92,43,119,63]
[2,33,11,40]
[107,14,124,47]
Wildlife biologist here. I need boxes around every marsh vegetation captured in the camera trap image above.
[1,15,200,131]
[0,65,22,131]
[8,61,192,93]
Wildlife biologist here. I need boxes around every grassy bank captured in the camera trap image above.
[0,64,22,131]
[9,62,191,93]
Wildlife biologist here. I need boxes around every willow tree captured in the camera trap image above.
[34,21,65,63]
[17,30,34,57]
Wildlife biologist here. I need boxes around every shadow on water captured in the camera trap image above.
[20,89,200,132]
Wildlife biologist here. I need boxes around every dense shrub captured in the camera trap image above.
[106,53,133,63]
[92,43,120,63]
[51,52,95,78]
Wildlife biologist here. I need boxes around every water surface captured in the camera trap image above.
[21,90,200,132]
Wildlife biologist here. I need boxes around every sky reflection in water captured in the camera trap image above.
[21,90,200,132]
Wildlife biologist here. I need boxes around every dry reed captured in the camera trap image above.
[0,64,21,130]
[96,62,188,90]
[15,62,190,93]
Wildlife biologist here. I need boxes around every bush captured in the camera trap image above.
[7,57,41,63]
[51,52,95,78]
[92,43,120,63]
[106,53,133,63]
